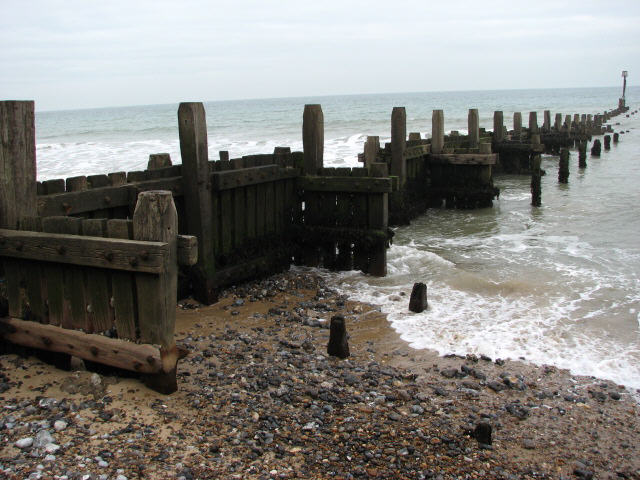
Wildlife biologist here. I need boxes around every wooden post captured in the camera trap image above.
[543,110,551,132]
[578,141,587,168]
[513,112,522,137]
[564,114,572,133]
[573,114,580,129]
[591,139,601,157]
[529,112,538,134]
[531,155,541,207]
[468,109,479,148]
[493,111,504,142]
[303,104,324,175]
[219,151,229,162]
[391,107,407,185]
[147,153,172,170]
[613,132,619,143]
[554,113,562,132]
[133,190,179,393]
[431,110,444,154]
[364,136,380,169]
[603,135,611,150]
[0,101,37,229]
[368,191,388,277]
[558,148,569,183]
[409,282,428,313]
[327,315,350,359]
[178,102,217,304]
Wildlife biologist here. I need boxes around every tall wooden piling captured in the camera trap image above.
[558,149,569,183]
[564,114,572,133]
[513,112,522,137]
[132,190,179,393]
[531,155,542,207]
[493,111,504,142]
[543,110,551,132]
[364,136,380,169]
[529,112,539,134]
[178,102,217,304]
[468,109,479,148]
[554,113,562,132]
[578,141,587,168]
[0,101,37,229]
[391,107,407,185]
[431,110,444,154]
[303,105,324,175]
[603,135,611,150]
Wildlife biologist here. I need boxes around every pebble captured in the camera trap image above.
[15,437,34,449]
[54,420,68,432]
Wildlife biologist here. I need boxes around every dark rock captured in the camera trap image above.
[472,422,492,445]
[573,468,593,480]
[409,282,428,313]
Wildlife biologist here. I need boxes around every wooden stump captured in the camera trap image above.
[147,153,172,170]
[603,135,611,150]
[327,315,350,359]
[409,282,428,313]
[590,139,601,157]
[613,132,619,143]
[531,155,542,207]
[578,141,587,168]
[558,149,569,183]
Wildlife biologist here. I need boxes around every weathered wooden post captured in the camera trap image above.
[543,110,551,132]
[558,148,569,183]
[364,136,380,169]
[391,107,407,185]
[493,111,504,143]
[529,112,539,134]
[408,132,421,141]
[327,315,350,359]
[591,139,601,157]
[554,113,562,132]
[133,190,179,393]
[178,102,217,304]
[0,101,37,230]
[219,151,229,162]
[573,114,580,129]
[303,104,324,175]
[468,109,480,148]
[147,153,172,170]
[578,141,587,168]
[409,282,428,313]
[431,110,444,154]
[613,132,619,143]
[603,135,611,150]
[531,155,542,207]
[564,114,572,133]
[513,112,522,137]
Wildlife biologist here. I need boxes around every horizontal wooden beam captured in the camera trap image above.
[428,153,497,165]
[37,177,183,217]
[0,228,168,273]
[298,176,392,193]
[404,144,430,159]
[211,165,298,190]
[0,317,165,374]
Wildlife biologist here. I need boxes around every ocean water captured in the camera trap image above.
[34,87,640,390]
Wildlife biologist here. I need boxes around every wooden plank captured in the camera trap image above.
[245,185,257,240]
[177,235,198,266]
[37,177,183,217]
[39,218,66,326]
[274,179,285,233]
[87,174,110,188]
[0,228,168,274]
[106,219,137,341]
[219,190,234,255]
[81,219,112,334]
[211,165,297,190]
[428,153,497,165]
[66,176,88,192]
[43,179,65,195]
[301,192,321,266]
[126,171,149,183]
[256,181,266,238]
[108,172,127,186]
[0,317,163,374]
[265,181,276,234]
[18,217,46,323]
[298,176,392,193]
[352,193,369,272]
[335,192,353,270]
[146,164,182,179]
[367,193,388,276]
[2,258,23,319]
[233,187,246,248]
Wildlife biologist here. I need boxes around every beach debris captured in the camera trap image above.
[409,282,428,313]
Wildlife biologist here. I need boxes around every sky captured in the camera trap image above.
[1,0,639,111]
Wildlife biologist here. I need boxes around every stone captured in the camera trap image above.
[34,430,55,449]
[473,422,492,445]
[54,420,67,432]
[409,283,428,313]
[15,437,34,449]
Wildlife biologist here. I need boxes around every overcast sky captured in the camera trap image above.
[2,0,638,111]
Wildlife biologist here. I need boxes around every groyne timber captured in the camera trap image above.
[0,95,633,392]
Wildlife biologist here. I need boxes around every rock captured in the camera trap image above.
[473,422,492,445]
[573,468,594,480]
[15,437,34,449]
[609,391,621,400]
[53,420,67,432]
[327,315,349,359]
[34,430,55,449]
[488,381,506,392]
[440,368,459,379]
[523,439,536,450]
[408,282,428,313]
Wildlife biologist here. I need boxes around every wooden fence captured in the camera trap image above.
[0,191,197,393]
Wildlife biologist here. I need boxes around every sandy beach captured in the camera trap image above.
[1,269,639,480]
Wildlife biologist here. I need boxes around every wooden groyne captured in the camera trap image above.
[0,95,631,391]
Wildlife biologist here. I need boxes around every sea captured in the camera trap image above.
[35,86,640,391]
